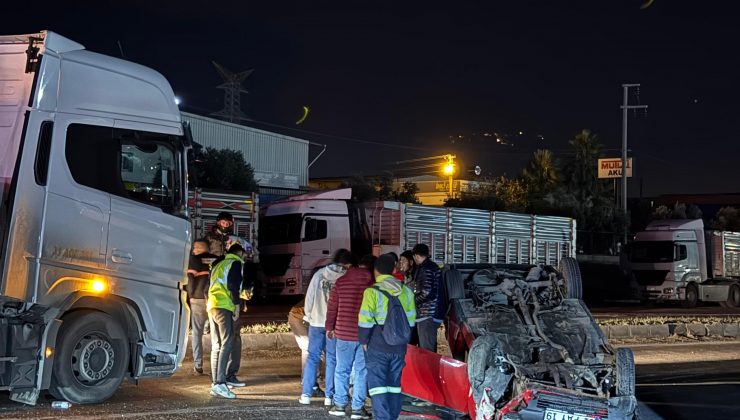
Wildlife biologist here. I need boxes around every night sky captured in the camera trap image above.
[5,1,738,197]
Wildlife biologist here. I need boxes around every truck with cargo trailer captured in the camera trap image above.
[1,31,192,405]
[629,219,740,307]
[257,188,578,296]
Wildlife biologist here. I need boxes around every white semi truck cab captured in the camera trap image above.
[630,219,740,307]
[0,32,191,405]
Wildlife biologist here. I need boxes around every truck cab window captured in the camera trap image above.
[65,123,183,213]
[303,218,327,242]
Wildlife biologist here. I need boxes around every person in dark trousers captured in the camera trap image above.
[187,239,217,375]
[411,244,443,352]
[207,243,249,399]
[205,211,234,257]
[326,260,375,419]
[358,254,416,420]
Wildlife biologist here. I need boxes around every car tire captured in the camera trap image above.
[467,335,510,406]
[445,269,465,301]
[558,257,583,300]
[49,310,129,404]
[616,348,635,397]
[724,285,740,308]
[683,283,699,308]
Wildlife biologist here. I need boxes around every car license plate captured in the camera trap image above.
[544,408,597,420]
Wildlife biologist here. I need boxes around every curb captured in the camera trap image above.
[600,322,740,340]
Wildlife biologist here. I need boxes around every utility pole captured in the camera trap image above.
[443,154,457,197]
[621,84,647,244]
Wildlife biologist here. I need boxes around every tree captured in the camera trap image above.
[711,207,740,231]
[651,202,703,221]
[197,147,259,192]
[393,181,420,204]
[522,149,558,196]
[340,175,377,202]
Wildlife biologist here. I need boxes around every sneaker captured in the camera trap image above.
[351,407,371,420]
[324,397,333,407]
[298,394,312,405]
[226,375,246,387]
[211,383,236,399]
[328,404,347,417]
[194,366,203,375]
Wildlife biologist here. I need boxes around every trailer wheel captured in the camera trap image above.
[616,348,635,397]
[683,283,699,308]
[726,285,740,308]
[49,310,129,404]
[558,257,583,300]
[445,269,465,301]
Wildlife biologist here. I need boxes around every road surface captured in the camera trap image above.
[1,341,739,419]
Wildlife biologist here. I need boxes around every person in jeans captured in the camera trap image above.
[358,253,416,420]
[207,243,248,399]
[299,249,353,406]
[288,299,324,396]
[187,239,216,375]
[411,243,443,352]
[326,260,374,419]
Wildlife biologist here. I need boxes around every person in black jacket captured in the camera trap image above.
[205,212,234,257]
[187,239,217,374]
[411,244,443,352]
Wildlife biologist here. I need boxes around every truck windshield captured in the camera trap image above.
[260,214,303,246]
[630,241,676,263]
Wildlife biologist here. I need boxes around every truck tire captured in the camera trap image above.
[558,257,583,300]
[445,269,465,301]
[726,285,740,308]
[616,348,635,397]
[49,310,129,404]
[683,283,699,308]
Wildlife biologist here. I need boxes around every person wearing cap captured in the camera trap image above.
[206,212,234,257]
[358,254,416,420]
[207,243,249,399]
[411,243,443,352]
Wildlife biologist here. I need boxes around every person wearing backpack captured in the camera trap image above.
[358,254,416,420]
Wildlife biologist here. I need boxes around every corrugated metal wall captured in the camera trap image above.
[181,112,309,189]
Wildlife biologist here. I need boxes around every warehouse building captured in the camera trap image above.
[181,112,311,200]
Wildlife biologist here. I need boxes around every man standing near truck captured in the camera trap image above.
[411,244,443,352]
[206,212,234,257]
[187,239,216,375]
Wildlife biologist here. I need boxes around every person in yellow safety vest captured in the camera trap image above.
[358,254,416,420]
[207,243,251,399]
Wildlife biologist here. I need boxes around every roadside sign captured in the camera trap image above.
[598,158,633,179]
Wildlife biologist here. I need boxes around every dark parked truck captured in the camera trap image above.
[401,261,637,419]
[629,219,740,307]
[0,32,191,405]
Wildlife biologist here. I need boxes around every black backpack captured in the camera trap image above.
[373,286,412,346]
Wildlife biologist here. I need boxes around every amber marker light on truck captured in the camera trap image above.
[90,279,107,293]
[45,347,53,358]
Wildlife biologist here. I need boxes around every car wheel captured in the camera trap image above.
[558,257,583,300]
[467,335,511,406]
[445,269,465,301]
[616,348,635,397]
[726,285,740,308]
[49,310,129,404]
[683,283,699,308]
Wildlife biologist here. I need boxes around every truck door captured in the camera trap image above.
[105,122,190,353]
[301,216,331,269]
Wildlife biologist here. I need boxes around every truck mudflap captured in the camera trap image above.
[401,345,476,417]
[0,302,48,405]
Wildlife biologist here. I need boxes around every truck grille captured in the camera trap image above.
[633,270,668,286]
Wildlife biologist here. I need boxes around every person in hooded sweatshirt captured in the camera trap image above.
[358,254,416,420]
[299,249,354,406]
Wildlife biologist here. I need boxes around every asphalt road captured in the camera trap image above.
[1,341,739,419]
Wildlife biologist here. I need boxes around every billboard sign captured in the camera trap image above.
[598,158,633,179]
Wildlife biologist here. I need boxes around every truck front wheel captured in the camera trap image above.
[683,283,699,308]
[48,310,129,404]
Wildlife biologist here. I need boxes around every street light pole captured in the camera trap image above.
[620,83,647,244]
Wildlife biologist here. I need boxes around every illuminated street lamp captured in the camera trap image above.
[442,154,456,197]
